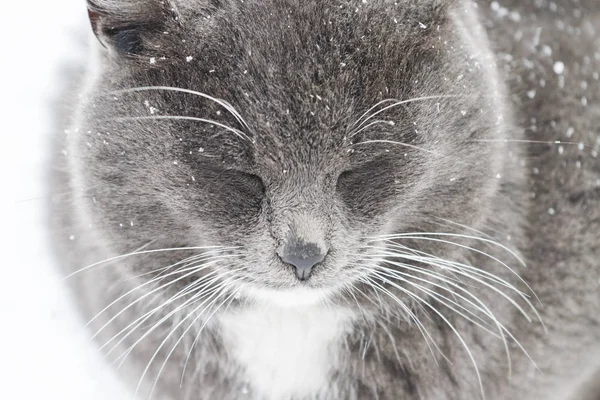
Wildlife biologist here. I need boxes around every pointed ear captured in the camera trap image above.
[87,0,178,55]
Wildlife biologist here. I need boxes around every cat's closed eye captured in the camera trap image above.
[199,169,265,218]
[226,170,266,201]
[336,158,396,214]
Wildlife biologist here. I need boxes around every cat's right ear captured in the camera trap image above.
[86,0,175,55]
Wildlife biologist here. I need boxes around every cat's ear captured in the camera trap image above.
[87,0,178,55]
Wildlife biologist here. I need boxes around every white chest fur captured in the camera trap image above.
[219,303,356,400]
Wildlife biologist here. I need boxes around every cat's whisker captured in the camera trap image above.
[470,138,595,148]
[103,287,213,357]
[129,250,234,285]
[108,264,237,347]
[87,253,207,326]
[110,270,238,365]
[356,274,447,365]
[64,245,234,279]
[371,262,540,377]
[357,250,475,288]
[369,263,513,372]
[121,252,220,282]
[360,250,540,372]
[350,95,460,135]
[108,86,252,134]
[109,115,251,142]
[375,317,405,369]
[350,98,400,129]
[374,235,544,313]
[88,253,231,327]
[179,285,241,386]
[343,276,389,329]
[367,232,526,267]
[133,261,229,310]
[364,248,538,325]
[367,233,541,307]
[430,217,495,240]
[348,119,397,138]
[363,270,486,399]
[106,272,227,360]
[351,139,433,154]
[369,266,501,336]
[94,257,237,343]
[365,245,527,297]
[136,277,241,398]
[364,258,505,328]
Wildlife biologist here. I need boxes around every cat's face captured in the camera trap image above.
[74,0,508,306]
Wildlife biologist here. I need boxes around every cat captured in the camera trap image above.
[49,0,600,399]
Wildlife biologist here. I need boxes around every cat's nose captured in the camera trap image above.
[280,239,327,281]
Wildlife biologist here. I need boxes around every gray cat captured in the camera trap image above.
[50,0,600,399]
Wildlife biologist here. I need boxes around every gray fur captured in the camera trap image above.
[50,0,600,399]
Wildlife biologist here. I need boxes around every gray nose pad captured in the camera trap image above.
[280,240,327,281]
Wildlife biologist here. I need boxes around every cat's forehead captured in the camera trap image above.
[93,0,458,173]
[164,2,449,161]
[181,0,443,63]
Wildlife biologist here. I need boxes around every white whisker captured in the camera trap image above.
[179,286,240,386]
[348,119,396,138]
[366,271,486,399]
[103,264,235,357]
[110,116,251,142]
[87,253,209,327]
[110,270,235,364]
[350,95,459,135]
[369,244,527,297]
[64,245,232,279]
[370,264,512,373]
[351,98,399,128]
[368,261,503,328]
[374,236,544,319]
[431,217,494,240]
[108,274,226,363]
[109,86,252,133]
[369,232,526,267]
[137,277,240,398]
[356,274,445,364]
[352,139,433,154]
[89,253,232,331]
[364,248,537,325]
[95,260,218,342]
[123,251,226,282]
[470,138,592,148]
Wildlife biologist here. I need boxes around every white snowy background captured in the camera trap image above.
[1,1,132,399]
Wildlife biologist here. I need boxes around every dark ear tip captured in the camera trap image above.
[88,9,101,34]
[87,8,109,49]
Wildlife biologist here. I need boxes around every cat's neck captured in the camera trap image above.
[217,302,357,400]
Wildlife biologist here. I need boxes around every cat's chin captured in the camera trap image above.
[239,284,338,308]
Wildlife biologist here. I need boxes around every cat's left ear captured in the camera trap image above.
[87,0,178,55]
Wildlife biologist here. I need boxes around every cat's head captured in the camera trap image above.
[72,0,512,307]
